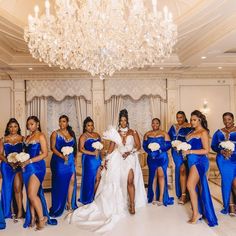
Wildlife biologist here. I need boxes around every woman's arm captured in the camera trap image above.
[133,130,141,151]
[79,134,97,156]
[50,131,66,160]
[0,138,7,162]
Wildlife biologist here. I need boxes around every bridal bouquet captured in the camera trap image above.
[15,152,30,171]
[148,143,160,152]
[220,140,235,159]
[7,152,18,164]
[61,146,74,165]
[176,142,192,160]
[171,140,182,149]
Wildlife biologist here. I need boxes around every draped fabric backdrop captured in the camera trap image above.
[26,80,92,139]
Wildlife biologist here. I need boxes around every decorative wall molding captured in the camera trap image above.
[105,79,167,101]
[26,80,92,102]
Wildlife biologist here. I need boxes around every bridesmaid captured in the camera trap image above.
[143,118,174,206]
[79,117,102,205]
[168,111,192,204]
[49,115,77,217]
[211,112,236,216]
[21,116,57,230]
[183,110,218,226]
[0,118,24,221]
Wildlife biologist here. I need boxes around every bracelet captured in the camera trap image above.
[190,150,193,155]
[29,159,33,164]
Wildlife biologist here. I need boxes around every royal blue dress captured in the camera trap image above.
[168,125,192,198]
[1,142,23,218]
[23,141,57,228]
[49,133,77,217]
[211,129,236,214]
[143,136,174,206]
[187,137,218,227]
[79,138,102,205]
[0,199,6,230]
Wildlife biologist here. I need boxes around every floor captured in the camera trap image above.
[1,186,236,236]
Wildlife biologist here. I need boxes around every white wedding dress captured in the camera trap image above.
[69,127,147,234]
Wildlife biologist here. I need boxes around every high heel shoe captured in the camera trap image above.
[187,214,202,224]
[229,204,236,217]
[30,217,36,228]
[35,216,47,231]
[178,193,187,205]
[156,201,163,206]
[129,203,135,215]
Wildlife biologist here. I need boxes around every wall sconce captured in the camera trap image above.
[201,99,210,115]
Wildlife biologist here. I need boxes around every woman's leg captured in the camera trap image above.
[127,169,135,214]
[13,172,23,219]
[229,177,236,215]
[67,173,75,210]
[157,167,164,203]
[179,164,187,203]
[94,167,102,195]
[187,165,201,222]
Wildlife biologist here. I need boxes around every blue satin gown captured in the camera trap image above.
[143,136,174,206]
[0,199,6,230]
[79,138,102,205]
[187,137,218,226]
[168,125,192,198]
[49,133,77,217]
[1,142,23,218]
[211,129,236,214]
[23,141,57,228]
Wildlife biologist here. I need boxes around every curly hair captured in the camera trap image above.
[191,110,209,133]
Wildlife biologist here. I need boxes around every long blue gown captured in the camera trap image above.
[0,199,6,230]
[168,125,192,198]
[23,141,57,228]
[143,136,174,206]
[187,137,218,227]
[211,129,236,214]
[1,142,23,219]
[79,138,102,205]
[49,133,77,217]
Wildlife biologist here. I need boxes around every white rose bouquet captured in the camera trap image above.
[61,146,74,164]
[15,152,30,171]
[220,140,235,159]
[7,152,18,164]
[171,140,182,149]
[148,143,161,152]
[92,141,103,159]
[176,142,192,160]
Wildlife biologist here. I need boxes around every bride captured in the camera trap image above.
[69,109,147,233]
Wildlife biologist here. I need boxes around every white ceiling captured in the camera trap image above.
[0,0,236,78]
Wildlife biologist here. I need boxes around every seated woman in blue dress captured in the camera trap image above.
[211,112,236,216]
[183,110,217,226]
[168,111,192,204]
[21,116,57,230]
[143,118,174,206]
[79,117,102,205]
[49,115,77,217]
[0,118,24,221]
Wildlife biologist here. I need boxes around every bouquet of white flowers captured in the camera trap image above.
[171,140,182,148]
[15,152,30,171]
[92,141,103,150]
[176,142,191,160]
[220,140,235,159]
[148,143,161,152]
[7,152,18,164]
[61,146,74,164]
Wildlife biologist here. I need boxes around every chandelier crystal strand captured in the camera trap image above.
[24,0,177,79]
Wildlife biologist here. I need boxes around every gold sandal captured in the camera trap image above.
[35,216,47,231]
[129,203,135,215]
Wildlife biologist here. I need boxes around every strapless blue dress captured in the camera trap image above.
[79,138,102,205]
[211,130,236,214]
[0,200,6,230]
[49,133,77,217]
[187,137,218,226]
[143,136,174,206]
[23,141,57,228]
[168,125,192,198]
[1,142,23,218]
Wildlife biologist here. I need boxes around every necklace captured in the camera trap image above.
[119,127,128,136]
[225,126,235,132]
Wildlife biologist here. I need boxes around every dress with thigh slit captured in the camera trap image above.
[23,141,57,228]
[187,137,218,227]
[143,136,174,205]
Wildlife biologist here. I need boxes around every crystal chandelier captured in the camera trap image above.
[24,0,177,80]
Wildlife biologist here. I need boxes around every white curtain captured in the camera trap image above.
[26,97,48,134]
[105,96,124,127]
[75,96,92,133]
